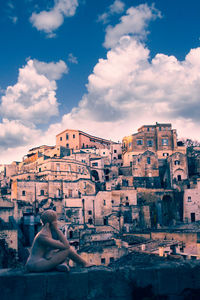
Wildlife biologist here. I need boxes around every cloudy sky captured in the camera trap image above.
[1,0,200,163]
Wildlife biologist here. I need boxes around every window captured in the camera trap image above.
[68,189,72,197]
[111,200,114,204]
[110,257,114,263]
[162,139,168,146]
[92,162,98,167]
[147,127,149,132]
[126,196,128,200]
[103,152,105,155]
[22,190,26,196]
[159,127,161,131]
[60,137,62,141]
[101,258,106,264]
[174,160,180,165]
[187,196,192,202]
[147,157,151,164]
[163,153,169,157]
[130,162,132,167]
[73,134,75,139]
[118,154,122,159]
[129,142,132,148]
[152,128,154,131]
[103,200,106,206]
[66,143,69,148]
[126,202,129,206]
[40,190,44,196]
[177,175,182,181]
[137,139,143,145]
[57,189,61,197]
[138,158,140,162]
[88,210,92,215]
[39,168,41,172]
[66,134,69,140]
[114,149,117,153]
[147,140,153,147]
[88,218,93,224]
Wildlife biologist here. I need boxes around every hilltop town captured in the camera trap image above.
[1,122,200,268]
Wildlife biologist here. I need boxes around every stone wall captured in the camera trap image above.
[1,260,200,300]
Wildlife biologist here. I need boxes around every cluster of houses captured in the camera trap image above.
[1,122,200,266]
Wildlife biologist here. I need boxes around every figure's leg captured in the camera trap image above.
[26,249,70,272]
[67,248,89,267]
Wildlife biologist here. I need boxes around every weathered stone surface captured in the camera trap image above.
[1,261,200,300]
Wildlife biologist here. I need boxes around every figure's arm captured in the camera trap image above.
[50,221,70,249]
[38,234,69,250]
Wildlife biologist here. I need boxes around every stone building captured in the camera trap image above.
[78,239,128,266]
[56,129,113,150]
[94,190,139,232]
[167,152,188,187]
[184,179,200,223]
[11,178,96,221]
[132,150,161,188]
[122,123,186,167]
[137,188,183,228]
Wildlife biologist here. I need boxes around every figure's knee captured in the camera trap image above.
[63,248,70,257]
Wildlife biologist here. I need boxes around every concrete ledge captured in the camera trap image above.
[1,261,200,300]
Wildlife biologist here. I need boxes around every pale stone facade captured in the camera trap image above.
[56,129,113,150]
[78,241,128,266]
[184,180,200,223]
[123,123,186,166]
[167,152,188,186]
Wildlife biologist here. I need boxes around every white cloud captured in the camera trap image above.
[0,119,40,150]
[2,3,200,164]
[97,0,125,24]
[30,0,79,35]
[33,59,68,80]
[104,4,161,49]
[68,53,78,64]
[110,0,125,14]
[0,59,68,124]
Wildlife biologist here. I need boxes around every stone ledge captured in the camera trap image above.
[1,261,200,300]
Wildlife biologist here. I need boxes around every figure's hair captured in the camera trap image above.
[41,210,57,225]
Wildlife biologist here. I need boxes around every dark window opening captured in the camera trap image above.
[137,139,143,145]
[191,213,195,222]
[177,175,182,181]
[103,217,108,225]
[88,218,93,224]
[101,258,106,264]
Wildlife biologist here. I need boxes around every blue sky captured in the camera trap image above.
[1,0,200,163]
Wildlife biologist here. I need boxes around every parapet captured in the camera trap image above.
[1,259,200,300]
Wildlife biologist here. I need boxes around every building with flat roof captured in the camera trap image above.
[56,129,114,150]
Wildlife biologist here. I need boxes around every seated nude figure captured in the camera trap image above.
[25,210,89,272]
